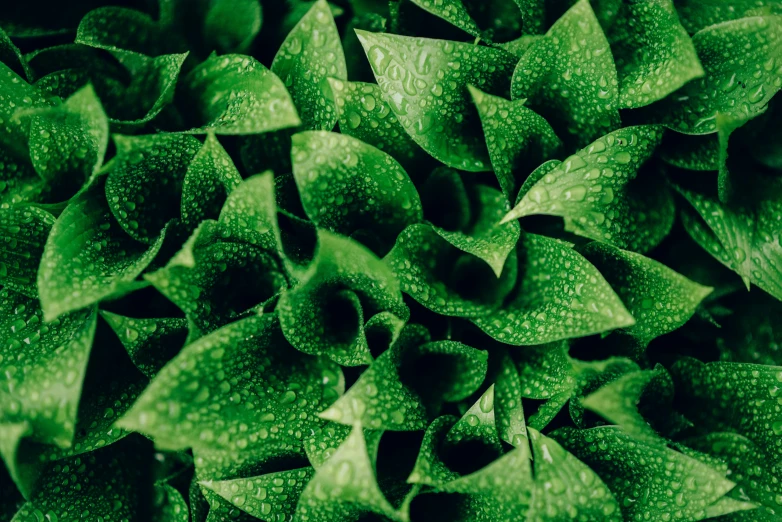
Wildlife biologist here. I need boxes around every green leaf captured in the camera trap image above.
[100,312,188,378]
[0,27,31,82]
[153,483,189,522]
[607,0,704,108]
[685,432,782,520]
[10,438,153,522]
[328,78,425,171]
[430,180,520,278]
[23,83,108,188]
[356,30,518,171]
[38,179,166,320]
[642,15,782,134]
[296,424,399,522]
[678,181,782,299]
[672,357,782,461]
[145,221,287,336]
[117,315,342,455]
[582,367,674,444]
[76,7,183,57]
[675,0,782,33]
[271,0,347,130]
[0,62,53,154]
[180,133,242,230]
[504,125,674,253]
[469,85,562,199]
[278,229,408,365]
[406,0,482,39]
[555,426,747,522]
[181,53,300,134]
[385,223,518,318]
[0,289,96,448]
[0,206,54,298]
[217,172,280,252]
[526,428,622,521]
[203,0,263,54]
[493,353,527,447]
[716,292,782,365]
[473,233,635,345]
[0,144,46,209]
[581,242,713,346]
[106,134,200,244]
[201,467,312,520]
[320,324,487,430]
[511,0,620,148]
[291,131,423,254]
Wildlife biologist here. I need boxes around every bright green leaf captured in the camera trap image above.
[271,0,347,130]
[356,30,517,171]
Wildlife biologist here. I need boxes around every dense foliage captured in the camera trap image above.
[2,0,782,520]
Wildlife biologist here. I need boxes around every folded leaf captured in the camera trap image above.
[76,6,185,57]
[38,179,166,320]
[328,78,424,171]
[100,312,188,378]
[686,432,782,520]
[271,0,347,130]
[107,134,200,244]
[385,223,518,318]
[678,180,782,300]
[643,15,782,134]
[555,426,744,522]
[23,84,108,191]
[526,428,621,521]
[117,315,342,455]
[473,233,635,345]
[145,221,287,336]
[0,290,96,449]
[356,30,517,171]
[469,85,562,199]
[291,131,422,254]
[181,53,300,134]
[672,357,782,462]
[320,324,487,430]
[608,0,704,108]
[505,125,673,253]
[10,438,153,522]
[279,230,408,365]
[180,133,242,230]
[201,466,312,520]
[296,424,399,522]
[511,0,620,148]
[582,242,712,346]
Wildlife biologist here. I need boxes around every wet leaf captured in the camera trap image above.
[0,206,54,298]
[357,30,517,171]
[473,233,635,345]
[271,0,347,130]
[505,125,674,253]
[181,53,301,134]
[511,0,620,148]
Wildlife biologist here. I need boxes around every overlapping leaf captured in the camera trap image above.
[505,125,674,253]
[357,30,517,171]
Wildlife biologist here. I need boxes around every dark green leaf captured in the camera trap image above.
[0,206,54,298]
[203,0,263,54]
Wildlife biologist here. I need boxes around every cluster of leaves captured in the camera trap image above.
[1,0,782,520]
